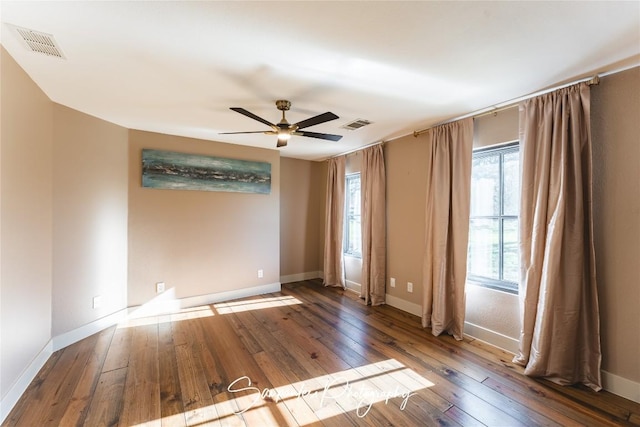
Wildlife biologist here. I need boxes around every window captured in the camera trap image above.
[344,173,362,257]
[467,142,520,293]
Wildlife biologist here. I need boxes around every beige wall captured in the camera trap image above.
[1,47,53,399]
[52,105,129,336]
[385,135,428,303]
[473,106,519,149]
[128,131,280,306]
[280,157,322,278]
[592,67,640,384]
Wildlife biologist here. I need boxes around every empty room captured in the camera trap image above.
[1,2,639,426]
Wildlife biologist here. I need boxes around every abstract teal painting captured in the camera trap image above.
[142,149,271,194]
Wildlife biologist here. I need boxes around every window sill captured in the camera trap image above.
[466,278,518,295]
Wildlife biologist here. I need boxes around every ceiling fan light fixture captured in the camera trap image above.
[277,131,291,141]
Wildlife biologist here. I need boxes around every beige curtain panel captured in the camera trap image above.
[422,118,473,340]
[323,156,346,288]
[361,144,386,306]
[514,83,602,391]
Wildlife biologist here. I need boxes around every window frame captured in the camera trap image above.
[467,141,520,294]
[344,172,362,258]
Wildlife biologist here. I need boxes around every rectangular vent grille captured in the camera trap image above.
[13,26,66,59]
[341,119,372,131]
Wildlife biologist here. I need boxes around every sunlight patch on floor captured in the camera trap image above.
[134,358,433,426]
[117,304,216,328]
[214,295,303,314]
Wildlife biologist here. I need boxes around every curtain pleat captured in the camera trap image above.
[422,118,473,340]
[323,156,346,288]
[514,83,602,390]
[361,145,386,305]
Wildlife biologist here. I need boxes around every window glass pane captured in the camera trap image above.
[467,143,520,293]
[470,155,500,216]
[347,217,361,255]
[467,218,499,280]
[503,218,519,283]
[503,151,520,216]
[344,174,361,257]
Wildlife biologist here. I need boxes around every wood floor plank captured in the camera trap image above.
[226,301,363,426]
[482,376,618,427]
[29,334,100,426]
[119,323,162,427]
[174,343,221,427]
[59,326,116,426]
[83,367,128,427]
[158,316,187,427]
[204,304,295,427]
[539,380,637,425]
[270,290,461,425]
[102,324,133,373]
[274,290,462,425]
[2,351,64,426]
[251,350,323,427]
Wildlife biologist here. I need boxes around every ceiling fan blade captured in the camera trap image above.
[219,131,269,135]
[230,107,276,129]
[294,112,339,130]
[297,131,343,141]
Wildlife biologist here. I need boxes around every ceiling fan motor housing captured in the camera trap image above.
[275,100,291,111]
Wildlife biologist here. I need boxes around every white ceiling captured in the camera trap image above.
[1,1,639,160]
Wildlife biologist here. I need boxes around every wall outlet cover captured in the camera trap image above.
[92,296,102,309]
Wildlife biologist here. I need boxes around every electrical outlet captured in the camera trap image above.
[407,282,413,293]
[156,282,165,293]
[93,296,102,309]
[390,277,396,288]
[258,269,264,278]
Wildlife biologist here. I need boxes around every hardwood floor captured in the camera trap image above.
[4,279,640,426]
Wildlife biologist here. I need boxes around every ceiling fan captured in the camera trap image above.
[220,100,343,147]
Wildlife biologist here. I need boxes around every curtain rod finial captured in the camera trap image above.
[588,75,600,86]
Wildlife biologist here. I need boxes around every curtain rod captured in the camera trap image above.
[412,74,602,137]
[324,62,638,159]
[326,140,384,160]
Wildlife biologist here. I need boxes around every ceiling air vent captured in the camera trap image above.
[10,25,66,59]
[341,119,372,131]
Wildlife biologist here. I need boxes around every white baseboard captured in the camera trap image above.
[280,272,322,284]
[463,321,519,354]
[385,293,422,317]
[602,370,640,403]
[128,282,282,318]
[52,308,129,351]
[182,282,281,307]
[345,280,361,294]
[1,340,53,423]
